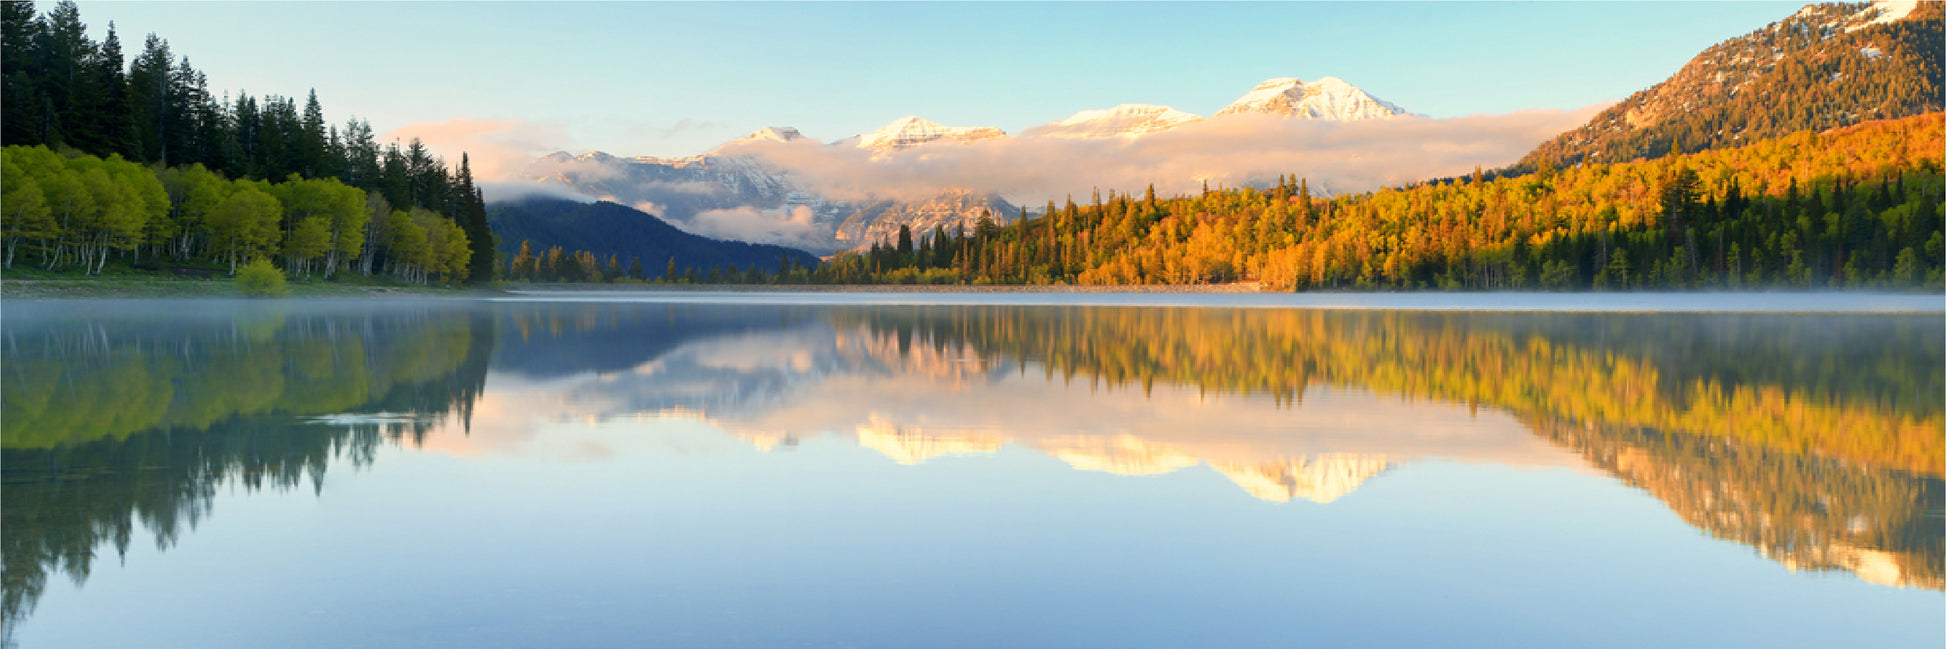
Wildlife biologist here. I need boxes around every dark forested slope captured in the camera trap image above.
[487,198,820,280]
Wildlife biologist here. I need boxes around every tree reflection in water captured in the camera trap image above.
[3,300,1939,643]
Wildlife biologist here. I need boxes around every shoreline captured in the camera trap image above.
[0,278,1271,300]
[0,278,489,300]
[4,278,1940,314]
[499,282,1271,294]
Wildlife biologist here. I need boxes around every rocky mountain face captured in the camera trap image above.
[516,127,1015,255]
[836,188,1018,249]
[1515,0,1940,171]
[1212,76,1411,121]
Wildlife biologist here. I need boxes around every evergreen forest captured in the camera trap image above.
[1,1,494,284]
[828,114,1943,290]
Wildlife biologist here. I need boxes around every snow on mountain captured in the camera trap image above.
[834,188,1017,250]
[1029,104,1204,139]
[1517,0,1938,170]
[517,126,1015,255]
[852,116,1006,151]
[742,126,804,143]
[1846,0,1919,32]
[1213,76,1410,121]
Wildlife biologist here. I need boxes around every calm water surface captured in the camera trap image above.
[3,294,1941,648]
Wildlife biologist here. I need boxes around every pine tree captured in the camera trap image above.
[451,153,495,284]
[299,89,328,178]
[36,0,90,147]
[1,1,45,146]
[80,22,135,157]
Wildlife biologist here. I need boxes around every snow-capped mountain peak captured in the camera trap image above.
[1032,103,1204,139]
[711,126,807,156]
[855,116,1005,151]
[1213,76,1410,121]
[743,126,804,143]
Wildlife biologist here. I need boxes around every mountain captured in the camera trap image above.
[1515,0,1940,171]
[1027,104,1205,139]
[835,188,1019,249]
[849,115,1007,151]
[515,132,855,254]
[742,126,805,143]
[1212,76,1411,120]
[1022,78,1407,138]
[514,125,1018,255]
[486,197,820,278]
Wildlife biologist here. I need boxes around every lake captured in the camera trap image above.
[3,292,1941,648]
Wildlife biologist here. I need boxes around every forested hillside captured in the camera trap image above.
[1,1,494,283]
[829,113,1942,289]
[1511,1,1941,173]
[488,198,820,282]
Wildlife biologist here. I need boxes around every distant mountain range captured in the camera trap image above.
[1028,104,1205,139]
[509,75,1409,255]
[1515,0,1939,171]
[496,1,1938,261]
[843,116,1006,151]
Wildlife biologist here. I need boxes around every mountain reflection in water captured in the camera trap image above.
[3,299,1940,639]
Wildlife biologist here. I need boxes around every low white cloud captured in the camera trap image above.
[685,205,830,250]
[479,180,596,204]
[713,105,1606,204]
[428,106,1605,250]
[631,201,668,217]
[636,180,721,196]
[382,117,575,180]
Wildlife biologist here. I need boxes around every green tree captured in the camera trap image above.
[235,257,287,296]
[1,149,55,267]
[208,182,282,273]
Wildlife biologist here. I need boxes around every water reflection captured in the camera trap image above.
[488,302,1944,589]
[2,299,1940,641]
[1532,416,1942,589]
[1,301,495,637]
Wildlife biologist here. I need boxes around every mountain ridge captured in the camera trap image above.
[1029,104,1206,139]
[1512,0,1940,171]
[1213,76,1412,121]
[487,197,821,278]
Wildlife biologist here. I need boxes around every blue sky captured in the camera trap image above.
[70,1,1801,158]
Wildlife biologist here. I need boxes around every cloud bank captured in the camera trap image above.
[392,105,1603,246]
[710,106,1605,204]
[382,117,575,181]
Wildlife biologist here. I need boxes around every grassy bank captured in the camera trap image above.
[0,278,486,299]
[0,262,485,299]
